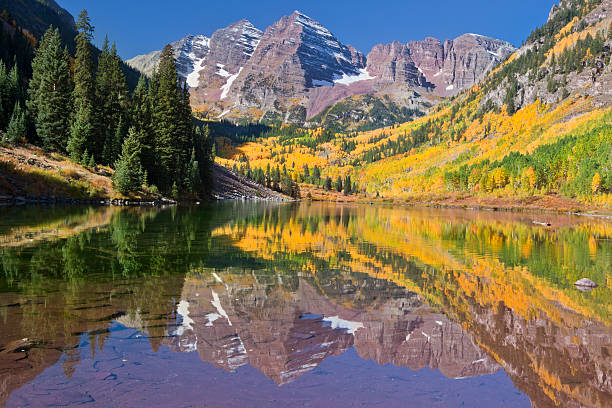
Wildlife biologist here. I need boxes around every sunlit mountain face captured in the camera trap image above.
[0,203,610,407]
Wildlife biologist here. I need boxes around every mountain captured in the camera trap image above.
[406,34,516,94]
[217,0,612,210]
[0,0,77,50]
[127,11,515,128]
[126,34,210,81]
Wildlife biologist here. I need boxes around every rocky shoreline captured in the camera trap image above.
[0,194,177,207]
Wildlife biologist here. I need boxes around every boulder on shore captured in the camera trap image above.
[574,278,598,292]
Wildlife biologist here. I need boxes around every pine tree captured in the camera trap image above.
[0,60,19,130]
[72,9,97,159]
[26,29,55,139]
[504,79,518,115]
[177,80,194,185]
[186,148,201,194]
[194,124,214,196]
[273,165,281,191]
[335,176,343,192]
[29,28,72,151]
[343,175,352,195]
[67,104,91,162]
[113,127,143,195]
[265,163,271,188]
[302,164,310,183]
[312,165,321,184]
[103,115,127,165]
[96,38,129,164]
[131,75,154,171]
[0,60,10,129]
[151,45,181,192]
[6,101,26,143]
[324,177,332,191]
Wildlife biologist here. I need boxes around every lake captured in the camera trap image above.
[0,202,610,407]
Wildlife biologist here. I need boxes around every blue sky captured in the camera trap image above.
[59,0,557,60]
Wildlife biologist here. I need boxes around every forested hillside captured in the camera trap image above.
[0,8,213,199]
[217,0,612,210]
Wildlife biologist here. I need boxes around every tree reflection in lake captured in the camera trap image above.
[0,203,610,407]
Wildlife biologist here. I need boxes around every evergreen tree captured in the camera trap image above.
[504,79,518,115]
[131,75,154,171]
[185,148,202,194]
[273,165,281,191]
[177,80,194,184]
[28,28,72,151]
[71,9,97,159]
[343,175,352,195]
[0,60,19,130]
[265,163,271,188]
[26,29,55,140]
[312,165,321,184]
[280,173,300,199]
[6,101,26,143]
[67,104,91,162]
[302,163,310,183]
[193,124,214,196]
[103,114,127,165]
[0,60,10,129]
[96,38,129,164]
[150,45,182,192]
[113,127,143,195]
[324,177,332,191]
[335,176,343,192]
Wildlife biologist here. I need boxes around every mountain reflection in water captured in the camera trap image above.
[0,203,610,408]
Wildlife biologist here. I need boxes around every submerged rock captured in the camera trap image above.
[574,278,598,292]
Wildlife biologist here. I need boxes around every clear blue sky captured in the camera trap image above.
[59,0,557,60]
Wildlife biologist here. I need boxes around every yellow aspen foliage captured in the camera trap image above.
[492,167,509,189]
[591,172,601,194]
[522,166,537,190]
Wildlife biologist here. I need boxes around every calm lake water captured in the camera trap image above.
[0,202,610,408]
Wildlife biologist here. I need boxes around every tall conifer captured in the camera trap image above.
[151,45,181,192]
[69,9,96,161]
[28,28,72,151]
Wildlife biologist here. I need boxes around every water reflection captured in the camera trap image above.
[0,203,610,407]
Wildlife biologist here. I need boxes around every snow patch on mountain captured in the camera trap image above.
[334,68,376,85]
[217,67,231,78]
[292,11,363,85]
[217,109,231,119]
[233,20,262,53]
[186,56,207,87]
[220,67,243,100]
[175,35,210,88]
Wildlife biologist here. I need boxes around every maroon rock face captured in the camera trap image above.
[222,11,369,119]
[405,34,515,96]
[127,11,516,124]
[366,41,426,86]
[188,20,262,106]
[407,37,445,73]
